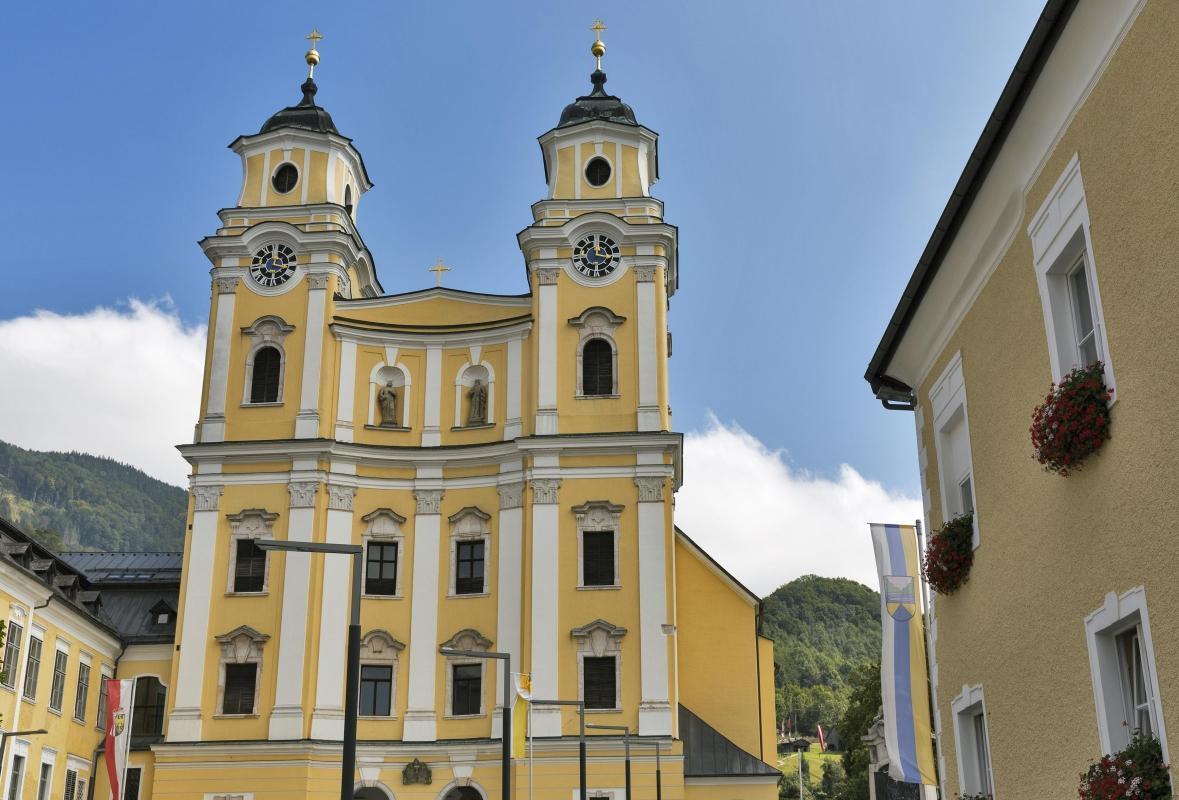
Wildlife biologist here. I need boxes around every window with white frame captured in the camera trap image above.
[1,620,23,689]
[73,656,91,722]
[225,509,277,594]
[214,626,269,716]
[241,316,293,405]
[1085,587,1168,759]
[571,619,626,712]
[569,307,625,398]
[23,629,43,700]
[572,501,623,589]
[448,507,491,597]
[1027,153,1115,390]
[361,509,406,598]
[35,758,52,800]
[951,684,993,797]
[97,669,111,730]
[441,629,492,718]
[49,644,68,712]
[929,353,978,547]
[358,629,403,718]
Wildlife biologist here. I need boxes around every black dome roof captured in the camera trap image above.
[259,78,338,135]
[557,70,637,128]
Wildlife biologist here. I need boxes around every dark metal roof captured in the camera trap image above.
[259,77,339,135]
[93,588,178,644]
[680,705,780,778]
[864,0,1079,406]
[558,70,638,128]
[59,551,182,583]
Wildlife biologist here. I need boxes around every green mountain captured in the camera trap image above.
[761,574,881,737]
[0,440,186,552]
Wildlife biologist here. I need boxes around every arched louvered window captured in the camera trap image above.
[344,185,353,215]
[582,338,614,396]
[250,346,282,403]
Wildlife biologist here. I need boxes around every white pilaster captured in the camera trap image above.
[310,482,354,739]
[635,477,672,735]
[534,269,559,435]
[635,266,661,431]
[491,482,524,737]
[505,338,523,440]
[168,484,223,741]
[422,346,443,447]
[529,478,562,736]
[335,339,357,442]
[202,279,238,443]
[295,275,330,438]
[403,487,444,741]
[269,483,316,739]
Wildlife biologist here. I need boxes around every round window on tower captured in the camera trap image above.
[272,163,299,194]
[585,157,612,187]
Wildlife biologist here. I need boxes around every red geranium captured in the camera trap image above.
[1030,362,1112,476]
[922,514,974,595]
[1078,734,1170,799]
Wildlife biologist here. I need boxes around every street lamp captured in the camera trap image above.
[531,699,586,800]
[587,723,631,800]
[438,647,512,800]
[257,539,363,800]
[0,730,48,791]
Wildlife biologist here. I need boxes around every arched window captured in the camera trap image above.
[582,338,614,396]
[131,676,167,740]
[344,185,354,216]
[250,346,281,403]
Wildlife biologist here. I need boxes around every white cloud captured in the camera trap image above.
[677,415,921,596]
[0,299,205,487]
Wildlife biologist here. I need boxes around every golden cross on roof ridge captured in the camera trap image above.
[428,258,452,287]
[591,19,607,38]
[590,19,607,70]
[305,28,323,78]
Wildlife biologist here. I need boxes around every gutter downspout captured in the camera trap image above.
[754,600,765,762]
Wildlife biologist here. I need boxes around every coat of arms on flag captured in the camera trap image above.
[884,575,916,621]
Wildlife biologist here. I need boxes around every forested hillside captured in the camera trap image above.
[0,440,186,552]
[761,574,880,736]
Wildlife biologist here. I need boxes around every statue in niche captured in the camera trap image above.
[377,381,398,427]
[467,379,488,425]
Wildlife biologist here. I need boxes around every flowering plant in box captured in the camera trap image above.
[922,513,974,595]
[1030,362,1112,476]
[1078,734,1170,799]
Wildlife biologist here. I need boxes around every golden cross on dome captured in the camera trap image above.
[305,28,323,78]
[428,259,452,287]
[590,19,607,70]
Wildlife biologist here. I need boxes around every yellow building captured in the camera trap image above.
[9,28,776,800]
[866,1,1178,797]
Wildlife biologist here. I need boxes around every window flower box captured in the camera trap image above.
[922,513,974,596]
[1030,362,1112,476]
[1078,734,1171,799]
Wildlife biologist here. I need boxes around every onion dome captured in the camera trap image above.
[557,69,638,128]
[259,77,339,135]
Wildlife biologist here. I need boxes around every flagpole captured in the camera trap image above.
[914,520,943,799]
[528,699,533,800]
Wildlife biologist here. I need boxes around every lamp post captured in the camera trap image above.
[439,647,512,800]
[0,730,48,794]
[257,539,363,800]
[789,738,810,799]
[587,723,630,800]
[531,699,586,800]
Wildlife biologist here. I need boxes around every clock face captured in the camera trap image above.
[572,234,620,278]
[250,244,297,287]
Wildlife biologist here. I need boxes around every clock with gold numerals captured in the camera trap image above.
[250,244,298,287]
[572,233,620,278]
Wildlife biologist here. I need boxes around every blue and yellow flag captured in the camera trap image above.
[869,523,937,785]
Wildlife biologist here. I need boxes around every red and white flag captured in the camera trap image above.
[817,724,827,752]
[104,679,136,800]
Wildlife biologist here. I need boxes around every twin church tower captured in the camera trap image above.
[163,26,777,800]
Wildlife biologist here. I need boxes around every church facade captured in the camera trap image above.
[67,29,780,800]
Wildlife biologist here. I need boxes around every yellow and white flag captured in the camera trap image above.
[511,672,532,759]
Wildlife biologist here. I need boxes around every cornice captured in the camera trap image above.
[339,287,532,310]
[330,318,533,349]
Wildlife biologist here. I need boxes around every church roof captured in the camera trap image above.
[558,70,638,128]
[259,77,339,136]
[680,705,781,778]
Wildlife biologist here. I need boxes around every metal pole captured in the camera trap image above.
[798,746,804,799]
[502,655,511,800]
[654,742,662,800]
[623,731,631,800]
[579,706,587,800]
[341,552,362,800]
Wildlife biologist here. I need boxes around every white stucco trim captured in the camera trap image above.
[335,339,357,442]
[949,683,995,798]
[505,338,523,440]
[268,503,313,740]
[492,494,523,737]
[310,504,355,740]
[453,361,496,428]
[636,487,671,735]
[535,275,559,435]
[927,352,980,548]
[403,490,443,741]
[202,285,237,443]
[529,491,561,736]
[422,346,442,446]
[635,276,660,430]
[367,360,411,430]
[295,281,328,438]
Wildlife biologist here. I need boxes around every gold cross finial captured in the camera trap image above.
[590,19,607,70]
[305,28,323,78]
[428,259,452,287]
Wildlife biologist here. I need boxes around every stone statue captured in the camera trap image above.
[467,379,488,425]
[378,381,398,427]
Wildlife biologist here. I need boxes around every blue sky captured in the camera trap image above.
[2,1,1044,497]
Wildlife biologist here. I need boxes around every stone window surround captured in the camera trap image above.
[571,619,626,713]
[569,306,625,398]
[447,507,492,598]
[1084,586,1169,764]
[225,509,278,596]
[240,315,295,406]
[214,625,269,718]
[454,359,497,428]
[361,508,407,600]
[572,501,623,590]
[927,352,979,550]
[368,360,412,429]
[358,629,405,720]
[949,683,994,798]
[442,629,492,719]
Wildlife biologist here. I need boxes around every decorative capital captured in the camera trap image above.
[306,272,331,290]
[634,476,665,502]
[497,482,524,510]
[530,478,561,505]
[215,276,240,295]
[633,265,658,283]
[288,481,320,508]
[414,489,444,515]
[535,268,561,286]
[327,484,356,512]
[193,484,224,512]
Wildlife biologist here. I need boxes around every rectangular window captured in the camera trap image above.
[36,763,51,800]
[49,649,68,712]
[958,476,975,517]
[233,539,266,593]
[582,530,616,586]
[132,677,167,738]
[951,686,992,797]
[455,540,485,595]
[97,676,110,730]
[22,636,41,699]
[365,542,398,596]
[7,756,24,800]
[222,663,257,715]
[930,354,979,549]
[1116,627,1155,738]
[452,664,482,716]
[124,768,142,800]
[74,662,90,722]
[63,770,77,800]
[584,656,617,710]
[971,711,993,796]
[2,621,23,689]
[359,665,393,716]
[1067,254,1100,367]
